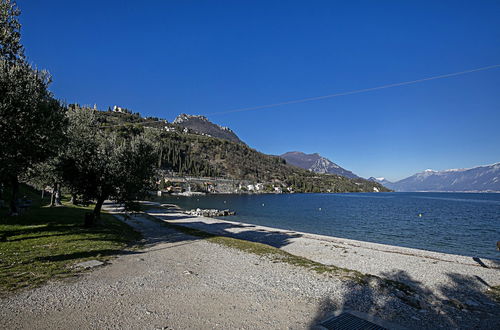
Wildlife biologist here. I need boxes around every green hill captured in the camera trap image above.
[90,107,390,193]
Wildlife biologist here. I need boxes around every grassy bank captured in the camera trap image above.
[0,185,141,295]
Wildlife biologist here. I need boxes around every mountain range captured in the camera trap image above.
[141,111,500,193]
[280,152,360,179]
[369,163,500,192]
[367,177,393,187]
[97,109,388,193]
[171,117,364,181]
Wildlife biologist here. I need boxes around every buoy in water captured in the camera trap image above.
[262,203,265,206]
[418,213,422,217]
[319,207,322,211]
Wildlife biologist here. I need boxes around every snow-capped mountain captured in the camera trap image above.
[373,163,500,192]
[280,151,360,179]
[368,177,394,187]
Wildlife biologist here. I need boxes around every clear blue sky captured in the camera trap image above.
[18,1,500,181]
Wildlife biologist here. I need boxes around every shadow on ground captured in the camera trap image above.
[145,208,302,249]
[35,249,142,262]
[308,269,500,329]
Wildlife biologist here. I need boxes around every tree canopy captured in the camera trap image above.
[0,0,24,63]
[0,62,65,182]
[0,0,66,213]
[0,0,159,220]
[60,108,158,223]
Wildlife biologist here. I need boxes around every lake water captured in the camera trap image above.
[157,192,500,260]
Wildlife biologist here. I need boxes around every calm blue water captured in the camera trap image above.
[158,192,500,259]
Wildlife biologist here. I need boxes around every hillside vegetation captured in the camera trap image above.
[96,110,390,193]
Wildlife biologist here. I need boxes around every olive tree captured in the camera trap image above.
[29,156,65,206]
[62,108,158,224]
[0,0,66,214]
[0,0,24,63]
[0,61,66,214]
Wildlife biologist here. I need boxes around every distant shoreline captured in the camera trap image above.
[163,190,500,196]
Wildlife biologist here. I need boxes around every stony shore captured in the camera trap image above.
[144,205,500,295]
[1,202,499,329]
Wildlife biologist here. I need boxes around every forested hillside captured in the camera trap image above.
[94,109,390,193]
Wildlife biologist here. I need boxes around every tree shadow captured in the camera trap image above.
[308,269,500,329]
[472,256,500,269]
[472,257,489,268]
[145,208,302,249]
[2,222,91,240]
[7,232,80,242]
[1,202,106,241]
[139,227,201,246]
[112,213,203,247]
[483,257,500,269]
[35,249,142,262]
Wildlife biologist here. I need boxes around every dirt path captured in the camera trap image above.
[1,209,499,329]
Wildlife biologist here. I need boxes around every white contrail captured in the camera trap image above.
[101,63,500,128]
[206,64,500,116]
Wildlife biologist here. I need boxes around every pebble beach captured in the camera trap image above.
[1,203,499,329]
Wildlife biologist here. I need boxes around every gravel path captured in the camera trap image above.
[1,208,499,329]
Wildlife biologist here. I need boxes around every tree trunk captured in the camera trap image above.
[54,183,62,206]
[69,193,78,205]
[93,196,106,223]
[50,183,56,207]
[8,176,19,215]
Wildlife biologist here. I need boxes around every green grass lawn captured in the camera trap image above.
[0,185,141,295]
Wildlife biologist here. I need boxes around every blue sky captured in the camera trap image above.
[19,1,500,181]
